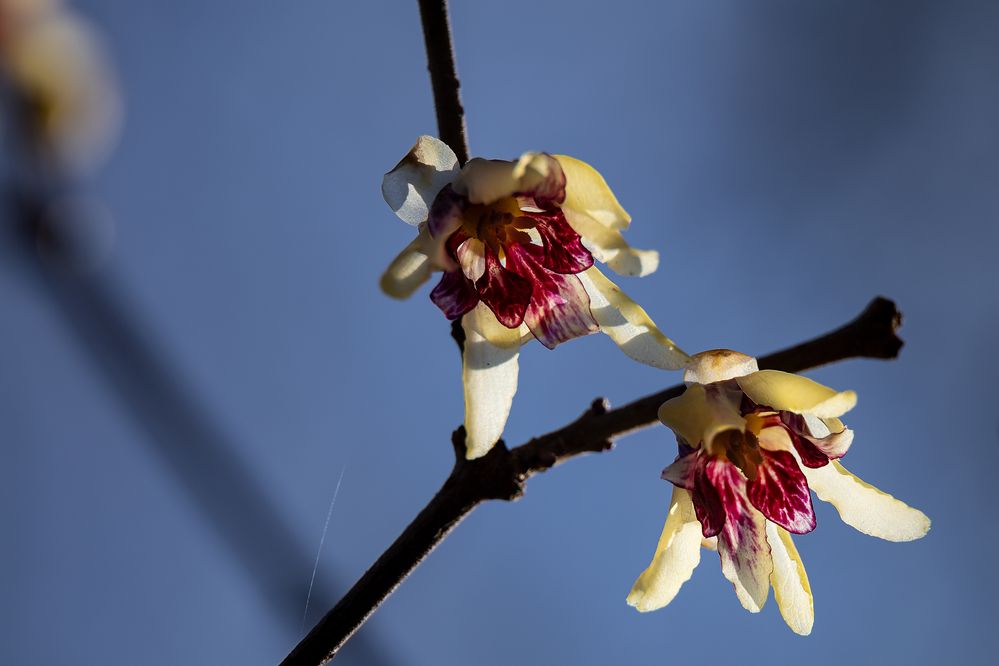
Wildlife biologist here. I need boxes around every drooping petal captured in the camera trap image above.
[684,350,759,385]
[708,459,772,612]
[429,270,478,320]
[461,314,521,460]
[380,229,432,299]
[577,266,688,370]
[766,523,813,636]
[746,448,816,534]
[627,487,704,612]
[657,384,745,455]
[455,152,565,206]
[737,370,857,419]
[382,135,459,225]
[476,245,533,329]
[561,209,659,277]
[505,243,598,349]
[530,211,594,274]
[802,461,931,542]
[552,154,631,230]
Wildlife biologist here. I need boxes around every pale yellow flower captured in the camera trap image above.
[628,350,930,634]
[380,136,688,458]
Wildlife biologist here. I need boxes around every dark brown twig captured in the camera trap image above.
[281,296,904,665]
[418,0,469,165]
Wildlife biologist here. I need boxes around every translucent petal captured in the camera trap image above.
[562,209,659,277]
[577,266,688,370]
[379,229,432,299]
[461,310,521,460]
[766,523,813,636]
[382,135,459,225]
[627,488,703,611]
[553,154,631,230]
[737,370,857,418]
[684,350,759,385]
[803,461,930,541]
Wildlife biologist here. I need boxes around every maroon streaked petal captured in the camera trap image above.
[661,450,698,488]
[786,429,830,469]
[429,270,479,320]
[446,229,469,255]
[475,245,532,328]
[702,453,775,612]
[427,184,468,239]
[747,448,816,534]
[780,412,850,466]
[527,210,594,274]
[505,243,598,349]
[515,153,566,209]
[680,452,727,538]
[783,412,854,460]
[714,473,771,613]
[705,458,755,539]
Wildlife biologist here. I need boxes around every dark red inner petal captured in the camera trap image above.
[475,245,533,328]
[787,430,831,468]
[427,184,468,239]
[690,456,728,538]
[704,458,759,543]
[746,448,816,534]
[504,243,598,349]
[430,270,479,320]
[529,211,594,274]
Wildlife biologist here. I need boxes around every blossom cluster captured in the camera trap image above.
[379,136,929,633]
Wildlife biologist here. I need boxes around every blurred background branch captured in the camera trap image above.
[0,3,390,663]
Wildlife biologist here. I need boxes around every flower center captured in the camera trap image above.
[461,196,535,252]
[709,410,783,481]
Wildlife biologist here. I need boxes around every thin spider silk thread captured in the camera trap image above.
[301,461,349,635]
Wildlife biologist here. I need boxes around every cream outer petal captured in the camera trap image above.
[577,266,688,370]
[563,209,659,277]
[657,384,745,452]
[627,488,703,612]
[683,350,759,385]
[461,306,522,459]
[454,152,557,206]
[464,302,531,349]
[552,154,631,230]
[803,460,931,542]
[379,228,433,299]
[736,370,857,419]
[382,135,459,226]
[767,523,814,636]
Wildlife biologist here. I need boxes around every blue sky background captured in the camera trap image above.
[2,1,998,664]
